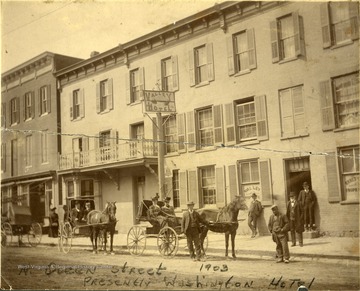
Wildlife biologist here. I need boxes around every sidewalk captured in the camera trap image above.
[34,231,359,264]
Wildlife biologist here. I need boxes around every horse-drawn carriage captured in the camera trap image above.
[126,199,208,256]
[1,204,42,247]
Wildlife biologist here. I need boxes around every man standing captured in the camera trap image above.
[49,207,59,238]
[181,201,206,261]
[268,205,290,263]
[286,192,304,247]
[248,193,262,238]
[298,182,316,231]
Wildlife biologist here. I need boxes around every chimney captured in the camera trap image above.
[90,51,100,58]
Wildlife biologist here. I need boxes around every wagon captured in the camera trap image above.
[1,204,42,247]
[127,200,208,256]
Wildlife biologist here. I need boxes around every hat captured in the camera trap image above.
[165,197,171,201]
[85,201,91,205]
[303,182,309,187]
[50,207,56,211]
[289,192,296,197]
[251,193,257,198]
[186,201,195,205]
[271,205,278,210]
[151,196,159,201]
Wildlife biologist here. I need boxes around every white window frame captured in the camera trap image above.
[195,45,207,85]
[197,107,214,149]
[24,92,33,120]
[236,100,257,142]
[73,89,81,119]
[164,115,177,154]
[40,86,49,115]
[200,166,216,205]
[130,69,141,103]
[339,146,359,202]
[10,98,18,125]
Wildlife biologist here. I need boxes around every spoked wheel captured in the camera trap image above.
[28,223,42,246]
[61,222,73,254]
[1,222,12,246]
[127,225,146,256]
[157,226,178,256]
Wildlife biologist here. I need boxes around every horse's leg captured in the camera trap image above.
[103,229,108,255]
[231,230,236,259]
[225,232,229,257]
[93,228,99,254]
[110,229,115,255]
[89,226,94,251]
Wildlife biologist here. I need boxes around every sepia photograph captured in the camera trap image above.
[1,0,359,290]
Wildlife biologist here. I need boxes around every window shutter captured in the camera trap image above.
[270,20,280,63]
[171,55,179,91]
[349,2,359,40]
[107,78,113,110]
[228,164,239,196]
[280,89,294,137]
[259,159,272,206]
[216,166,226,207]
[139,67,145,101]
[16,97,20,124]
[80,89,85,118]
[164,176,173,197]
[179,171,187,209]
[319,80,335,131]
[188,169,199,207]
[213,104,223,146]
[320,2,331,48]
[292,87,306,135]
[224,103,236,146]
[156,61,162,90]
[254,95,268,141]
[1,103,6,127]
[125,72,131,104]
[96,82,101,113]
[177,113,186,153]
[82,136,89,151]
[9,101,12,124]
[226,36,235,75]
[189,50,195,87]
[186,111,196,152]
[206,43,214,81]
[69,93,73,120]
[293,12,304,56]
[247,28,257,69]
[38,89,41,116]
[31,92,35,119]
[47,85,51,113]
[326,153,340,202]
[23,95,26,121]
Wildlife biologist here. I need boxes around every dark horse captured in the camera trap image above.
[198,196,248,258]
[87,201,117,255]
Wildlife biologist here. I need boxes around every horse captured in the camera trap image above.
[87,201,117,255]
[198,196,248,258]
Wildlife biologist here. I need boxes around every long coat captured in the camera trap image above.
[181,210,202,234]
[286,200,304,233]
[268,213,290,240]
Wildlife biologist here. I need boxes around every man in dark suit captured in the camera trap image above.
[181,201,206,261]
[298,182,316,231]
[248,193,262,238]
[286,192,304,247]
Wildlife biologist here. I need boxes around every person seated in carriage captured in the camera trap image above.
[161,197,178,227]
[82,201,92,222]
[148,195,167,228]
[70,201,83,224]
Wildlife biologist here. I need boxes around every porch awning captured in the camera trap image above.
[17,177,52,185]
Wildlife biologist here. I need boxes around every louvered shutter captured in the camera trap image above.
[319,80,335,131]
[156,61,162,90]
[226,36,235,75]
[164,176,173,197]
[270,20,280,63]
[79,89,85,118]
[69,93,73,120]
[179,171,187,209]
[293,12,304,56]
[216,166,226,207]
[224,103,236,146]
[206,43,214,81]
[139,67,145,101]
[189,50,195,87]
[125,72,131,104]
[177,113,186,153]
[247,28,257,69]
[23,94,26,121]
[171,55,179,91]
[96,82,101,113]
[292,87,306,135]
[320,2,331,48]
[326,153,340,202]
[107,78,113,110]
[349,2,359,40]
[186,111,196,152]
[38,89,41,116]
[254,95,268,141]
[259,159,272,206]
[228,164,239,197]
[31,92,35,119]
[280,89,294,137]
[16,97,20,124]
[188,169,199,207]
[213,104,223,146]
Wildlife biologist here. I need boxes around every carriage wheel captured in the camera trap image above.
[157,226,178,256]
[1,222,12,246]
[28,223,42,246]
[127,226,146,256]
[61,222,73,254]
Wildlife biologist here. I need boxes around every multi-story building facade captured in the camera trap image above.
[1,52,82,222]
[56,1,359,236]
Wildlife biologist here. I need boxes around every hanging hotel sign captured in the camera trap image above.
[143,90,176,113]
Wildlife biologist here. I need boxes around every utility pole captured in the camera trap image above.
[157,112,165,200]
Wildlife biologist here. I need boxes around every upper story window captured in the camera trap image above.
[24,92,34,121]
[339,146,359,202]
[227,28,256,75]
[1,103,6,127]
[236,100,257,141]
[39,85,51,115]
[321,2,359,48]
[157,56,179,91]
[198,108,214,149]
[10,97,20,125]
[200,166,216,205]
[70,89,85,120]
[320,71,359,131]
[126,68,144,104]
[131,123,144,140]
[96,79,113,113]
[279,85,307,138]
[164,115,177,154]
[270,12,305,63]
[99,130,111,148]
[189,43,214,86]
[67,181,74,198]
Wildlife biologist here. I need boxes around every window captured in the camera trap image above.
[1,103,6,127]
[127,68,144,104]
[339,146,359,201]
[24,92,34,120]
[189,43,214,86]
[11,139,18,176]
[172,170,180,208]
[25,135,32,167]
[39,85,51,115]
[200,166,216,205]
[1,143,6,172]
[227,29,256,75]
[96,79,113,113]
[164,115,177,154]
[279,85,307,137]
[321,2,359,48]
[41,131,48,163]
[320,72,359,130]
[158,56,179,91]
[270,12,304,63]
[99,130,111,148]
[132,124,144,140]
[10,97,19,125]
[67,181,74,198]
[198,108,214,149]
[70,89,84,120]
[81,180,94,196]
[236,100,257,141]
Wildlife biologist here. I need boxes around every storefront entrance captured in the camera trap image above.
[285,157,311,200]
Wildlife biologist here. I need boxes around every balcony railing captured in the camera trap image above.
[58,140,158,170]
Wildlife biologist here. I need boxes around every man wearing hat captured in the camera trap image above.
[248,193,263,238]
[49,207,59,238]
[268,205,290,263]
[71,201,83,224]
[82,201,93,222]
[286,192,304,247]
[161,197,177,227]
[148,195,167,228]
[298,182,316,231]
[181,201,206,261]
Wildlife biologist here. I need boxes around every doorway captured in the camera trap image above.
[133,176,145,224]
[29,183,46,223]
[285,157,311,200]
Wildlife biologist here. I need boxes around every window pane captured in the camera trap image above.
[279,15,295,59]
[250,161,259,181]
[241,163,251,182]
[342,149,355,173]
